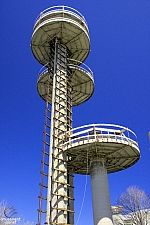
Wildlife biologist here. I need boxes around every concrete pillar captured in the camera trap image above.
[90,159,113,225]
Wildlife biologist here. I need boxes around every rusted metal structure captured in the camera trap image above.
[31,5,140,225]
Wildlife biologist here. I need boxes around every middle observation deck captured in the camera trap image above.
[37,59,94,106]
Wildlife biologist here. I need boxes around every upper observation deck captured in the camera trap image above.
[31,6,90,65]
[63,124,140,174]
[37,59,94,106]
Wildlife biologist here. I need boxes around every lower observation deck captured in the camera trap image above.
[37,59,94,106]
[63,124,140,174]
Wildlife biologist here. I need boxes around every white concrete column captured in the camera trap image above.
[90,159,113,225]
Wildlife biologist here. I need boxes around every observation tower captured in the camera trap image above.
[31,6,94,225]
[31,5,140,225]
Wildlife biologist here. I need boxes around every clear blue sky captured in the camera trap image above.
[0,1,150,224]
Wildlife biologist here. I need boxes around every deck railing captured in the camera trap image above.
[33,6,89,31]
[63,124,139,150]
[37,59,93,81]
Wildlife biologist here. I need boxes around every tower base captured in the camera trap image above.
[97,217,113,225]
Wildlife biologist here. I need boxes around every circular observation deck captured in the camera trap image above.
[37,60,94,106]
[31,6,90,65]
[63,124,140,174]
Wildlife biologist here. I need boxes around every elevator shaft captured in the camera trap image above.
[46,39,74,225]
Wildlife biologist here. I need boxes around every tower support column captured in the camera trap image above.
[46,38,73,225]
[90,159,113,225]
[46,38,74,225]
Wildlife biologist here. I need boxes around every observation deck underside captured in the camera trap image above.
[37,63,94,106]
[63,124,140,174]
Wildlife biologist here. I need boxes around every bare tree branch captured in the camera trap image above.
[113,186,150,225]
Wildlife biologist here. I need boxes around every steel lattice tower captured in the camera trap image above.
[31,6,140,225]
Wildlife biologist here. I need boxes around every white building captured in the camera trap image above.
[112,206,150,225]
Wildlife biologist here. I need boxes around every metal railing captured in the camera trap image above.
[37,60,93,81]
[68,58,94,80]
[63,124,139,150]
[33,5,88,31]
[37,63,51,80]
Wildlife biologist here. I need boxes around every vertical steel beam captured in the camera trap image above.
[67,169,74,224]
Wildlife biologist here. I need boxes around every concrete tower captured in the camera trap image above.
[31,6,140,225]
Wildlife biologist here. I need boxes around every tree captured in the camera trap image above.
[0,201,33,225]
[113,186,150,225]
[0,200,7,224]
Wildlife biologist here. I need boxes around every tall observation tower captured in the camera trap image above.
[31,6,140,225]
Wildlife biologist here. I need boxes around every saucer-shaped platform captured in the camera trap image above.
[31,6,90,65]
[63,124,140,174]
[37,62,94,106]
